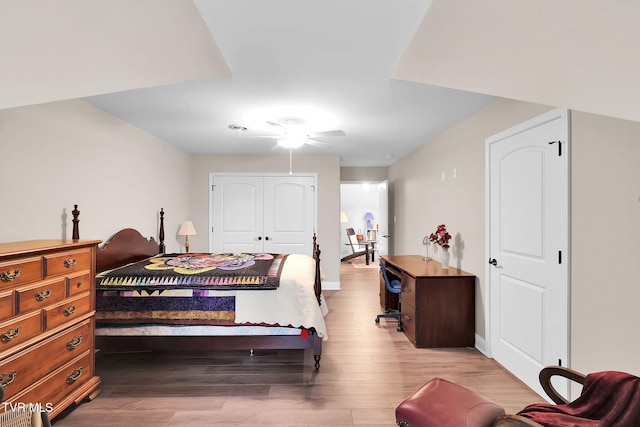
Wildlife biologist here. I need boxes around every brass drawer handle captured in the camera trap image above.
[66,335,83,350]
[76,281,85,289]
[0,269,21,282]
[63,305,77,317]
[66,367,83,384]
[0,370,17,387]
[35,289,52,301]
[63,258,78,268]
[1,327,21,342]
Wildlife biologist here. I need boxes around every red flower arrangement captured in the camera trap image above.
[429,224,451,248]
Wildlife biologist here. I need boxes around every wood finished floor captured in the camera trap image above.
[52,261,542,426]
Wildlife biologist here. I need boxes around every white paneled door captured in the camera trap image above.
[210,175,315,255]
[486,109,570,400]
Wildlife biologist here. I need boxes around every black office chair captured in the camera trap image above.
[375,259,402,332]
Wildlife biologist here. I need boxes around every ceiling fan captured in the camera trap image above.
[228,116,345,174]
[264,116,345,149]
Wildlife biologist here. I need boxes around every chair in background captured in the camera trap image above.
[341,227,374,265]
[375,259,402,332]
[0,384,51,427]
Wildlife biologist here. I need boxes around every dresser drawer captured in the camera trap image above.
[16,277,66,314]
[400,272,416,309]
[67,271,92,297]
[44,293,92,330]
[401,303,417,346]
[0,310,42,354]
[0,290,13,322]
[44,249,92,278]
[0,257,42,288]
[12,350,92,413]
[0,320,93,398]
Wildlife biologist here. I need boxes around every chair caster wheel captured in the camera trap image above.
[375,318,380,324]
[397,325,402,332]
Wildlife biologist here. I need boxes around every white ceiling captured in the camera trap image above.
[3,1,638,167]
[83,0,496,167]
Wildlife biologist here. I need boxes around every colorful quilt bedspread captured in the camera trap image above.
[96,289,236,324]
[96,253,288,290]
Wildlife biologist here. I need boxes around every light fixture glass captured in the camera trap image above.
[340,212,349,223]
[277,138,306,149]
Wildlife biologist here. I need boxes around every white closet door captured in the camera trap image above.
[211,176,264,253]
[263,176,315,255]
[211,175,315,255]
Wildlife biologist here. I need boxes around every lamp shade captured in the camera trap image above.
[340,212,349,223]
[177,221,197,236]
[363,212,375,221]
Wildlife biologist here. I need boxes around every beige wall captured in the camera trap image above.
[0,99,191,252]
[388,98,640,376]
[189,154,342,287]
[570,112,640,375]
[340,167,388,182]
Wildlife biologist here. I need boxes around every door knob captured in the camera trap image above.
[488,258,498,266]
[257,236,262,241]
[265,236,271,241]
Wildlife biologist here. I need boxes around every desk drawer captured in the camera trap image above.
[44,293,91,330]
[0,310,42,355]
[0,320,92,398]
[401,273,416,309]
[0,257,42,288]
[16,278,66,314]
[44,249,91,278]
[401,303,417,346]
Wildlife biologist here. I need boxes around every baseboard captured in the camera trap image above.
[475,333,488,356]
[323,281,341,291]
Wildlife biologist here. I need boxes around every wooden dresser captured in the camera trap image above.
[0,239,101,419]
[381,255,476,348]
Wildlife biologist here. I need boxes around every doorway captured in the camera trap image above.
[340,181,389,262]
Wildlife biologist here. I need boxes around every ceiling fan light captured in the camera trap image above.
[277,138,306,149]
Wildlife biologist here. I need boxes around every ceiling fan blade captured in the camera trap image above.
[306,138,334,148]
[266,121,287,133]
[306,130,345,138]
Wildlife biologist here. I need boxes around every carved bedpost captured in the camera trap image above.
[314,244,322,305]
[158,208,166,254]
[72,204,80,241]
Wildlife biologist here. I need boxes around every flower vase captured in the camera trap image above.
[440,247,450,269]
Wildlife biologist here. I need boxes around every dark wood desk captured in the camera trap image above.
[380,255,476,348]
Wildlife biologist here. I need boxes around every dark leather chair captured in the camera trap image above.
[375,259,402,332]
[496,366,640,426]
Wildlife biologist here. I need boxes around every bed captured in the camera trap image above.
[92,209,327,369]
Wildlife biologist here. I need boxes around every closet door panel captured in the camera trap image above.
[211,176,264,253]
[263,176,315,255]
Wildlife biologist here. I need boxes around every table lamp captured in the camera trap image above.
[363,212,375,229]
[340,212,349,223]
[177,221,197,253]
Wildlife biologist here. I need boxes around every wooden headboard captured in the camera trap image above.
[96,228,162,273]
